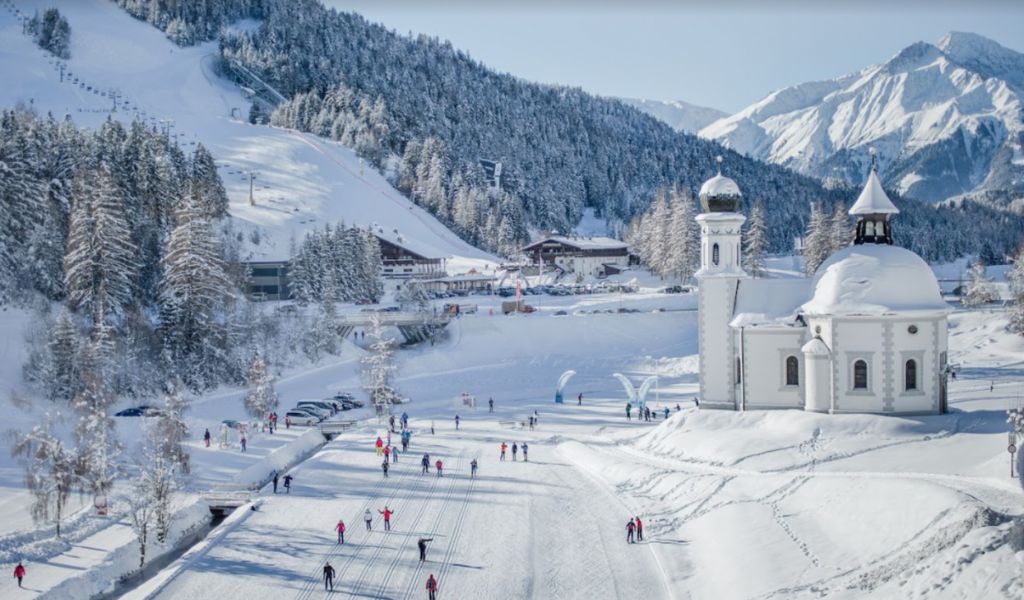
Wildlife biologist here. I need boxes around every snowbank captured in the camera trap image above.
[39,497,210,600]
[232,427,326,489]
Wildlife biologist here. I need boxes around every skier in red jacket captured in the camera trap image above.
[13,562,25,588]
[335,519,346,544]
[435,459,443,477]
[635,516,644,541]
[426,574,438,600]
[379,506,394,531]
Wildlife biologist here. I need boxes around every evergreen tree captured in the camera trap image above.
[243,354,278,419]
[743,200,768,278]
[962,261,999,306]
[191,144,228,219]
[153,381,191,475]
[10,412,77,537]
[64,168,138,322]
[361,312,398,412]
[48,310,80,404]
[829,202,851,252]
[159,185,232,390]
[802,202,831,276]
[666,187,699,282]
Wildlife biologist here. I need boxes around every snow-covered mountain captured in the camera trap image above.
[618,97,727,134]
[700,32,1024,203]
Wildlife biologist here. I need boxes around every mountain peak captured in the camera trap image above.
[882,41,942,74]
[936,31,1024,90]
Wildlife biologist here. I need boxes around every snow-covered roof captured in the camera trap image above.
[801,337,831,356]
[801,245,949,316]
[522,236,629,251]
[699,174,742,199]
[849,169,899,215]
[730,279,811,328]
[374,227,447,260]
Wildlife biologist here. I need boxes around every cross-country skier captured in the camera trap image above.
[283,474,293,493]
[389,415,396,432]
[376,436,384,456]
[511,442,518,461]
[418,537,433,561]
[421,453,430,474]
[626,403,632,420]
[426,574,438,600]
[470,459,478,477]
[664,407,670,420]
[402,412,409,429]
[336,519,346,544]
[364,509,373,531]
[392,447,399,463]
[626,518,636,543]
[435,459,443,477]
[578,392,583,405]
[13,562,25,588]
[488,397,494,412]
[522,443,528,462]
[500,442,507,461]
[636,516,644,541]
[455,414,460,430]
[382,459,390,478]
[204,428,211,447]
[272,471,279,493]
[323,562,336,591]
[383,446,390,461]
[240,434,247,452]
[379,506,394,531]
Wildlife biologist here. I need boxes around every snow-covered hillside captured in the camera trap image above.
[618,97,727,134]
[700,32,1024,203]
[0,0,496,271]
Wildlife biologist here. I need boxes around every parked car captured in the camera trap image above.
[285,410,319,426]
[293,405,330,419]
[332,393,363,408]
[221,419,242,429]
[355,298,373,305]
[297,400,337,415]
[114,406,157,417]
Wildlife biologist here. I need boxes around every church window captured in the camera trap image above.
[785,356,799,386]
[905,359,917,391]
[853,360,868,389]
[735,358,741,384]
[712,243,720,266]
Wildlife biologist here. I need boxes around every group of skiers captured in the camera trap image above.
[322,562,438,595]
[498,441,528,461]
[625,516,646,543]
[626,403,686,422]
[270,471,293,494]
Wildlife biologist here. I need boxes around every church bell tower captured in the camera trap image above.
[696,157,747,409]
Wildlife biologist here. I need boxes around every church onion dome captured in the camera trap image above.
[800,245,949,317]
[801,336,830,356]
[848,168,899,216]
[698,169,742,213]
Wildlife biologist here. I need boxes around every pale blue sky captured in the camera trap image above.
[325,1,1024,113]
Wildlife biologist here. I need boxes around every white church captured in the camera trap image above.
[696,157,951,415]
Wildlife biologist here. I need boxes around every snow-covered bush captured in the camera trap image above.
[961,261,999,306]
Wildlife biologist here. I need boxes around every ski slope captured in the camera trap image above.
[0,0,496,271]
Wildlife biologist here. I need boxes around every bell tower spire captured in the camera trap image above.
[849,148,899,245]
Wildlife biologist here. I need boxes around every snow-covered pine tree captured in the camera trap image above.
[126,473,154,568]
[361,312,398,413]
[396,279,431,313]
[72,372,120,506]
[962,261,999,306]
[243,354,278,420]
[359,228,384,302]
[10,412,76,537]
[743,200,768,278]
[829,202,850,252]
[802,202,831,276]
[665,186,699,282]
[48,310,81,404]
[159,184,233,390]
[191,144,228,219]
[153,381,191,475]
[64,168,138,322]
[647,192,671,277]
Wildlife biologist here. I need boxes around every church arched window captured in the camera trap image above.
[905,359,917,391]
[735,357,741,384]
[712,243,720,266]
[785,356,799,386]
[853,360,868,389]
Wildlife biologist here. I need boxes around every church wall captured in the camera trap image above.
[828,316,945,415]
[699,277,740,409]
[734,327,806,410]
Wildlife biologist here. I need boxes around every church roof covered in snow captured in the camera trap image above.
[848,169,899,216]
[521,236,629,252]
[801,244,948,317]
[730,278,812,328]
[801,337,831,356]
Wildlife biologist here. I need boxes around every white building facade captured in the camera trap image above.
[696,159,950,415]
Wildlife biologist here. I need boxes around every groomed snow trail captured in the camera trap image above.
[141,420,672,600]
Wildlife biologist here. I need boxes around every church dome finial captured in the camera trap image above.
[699,157,741,213]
